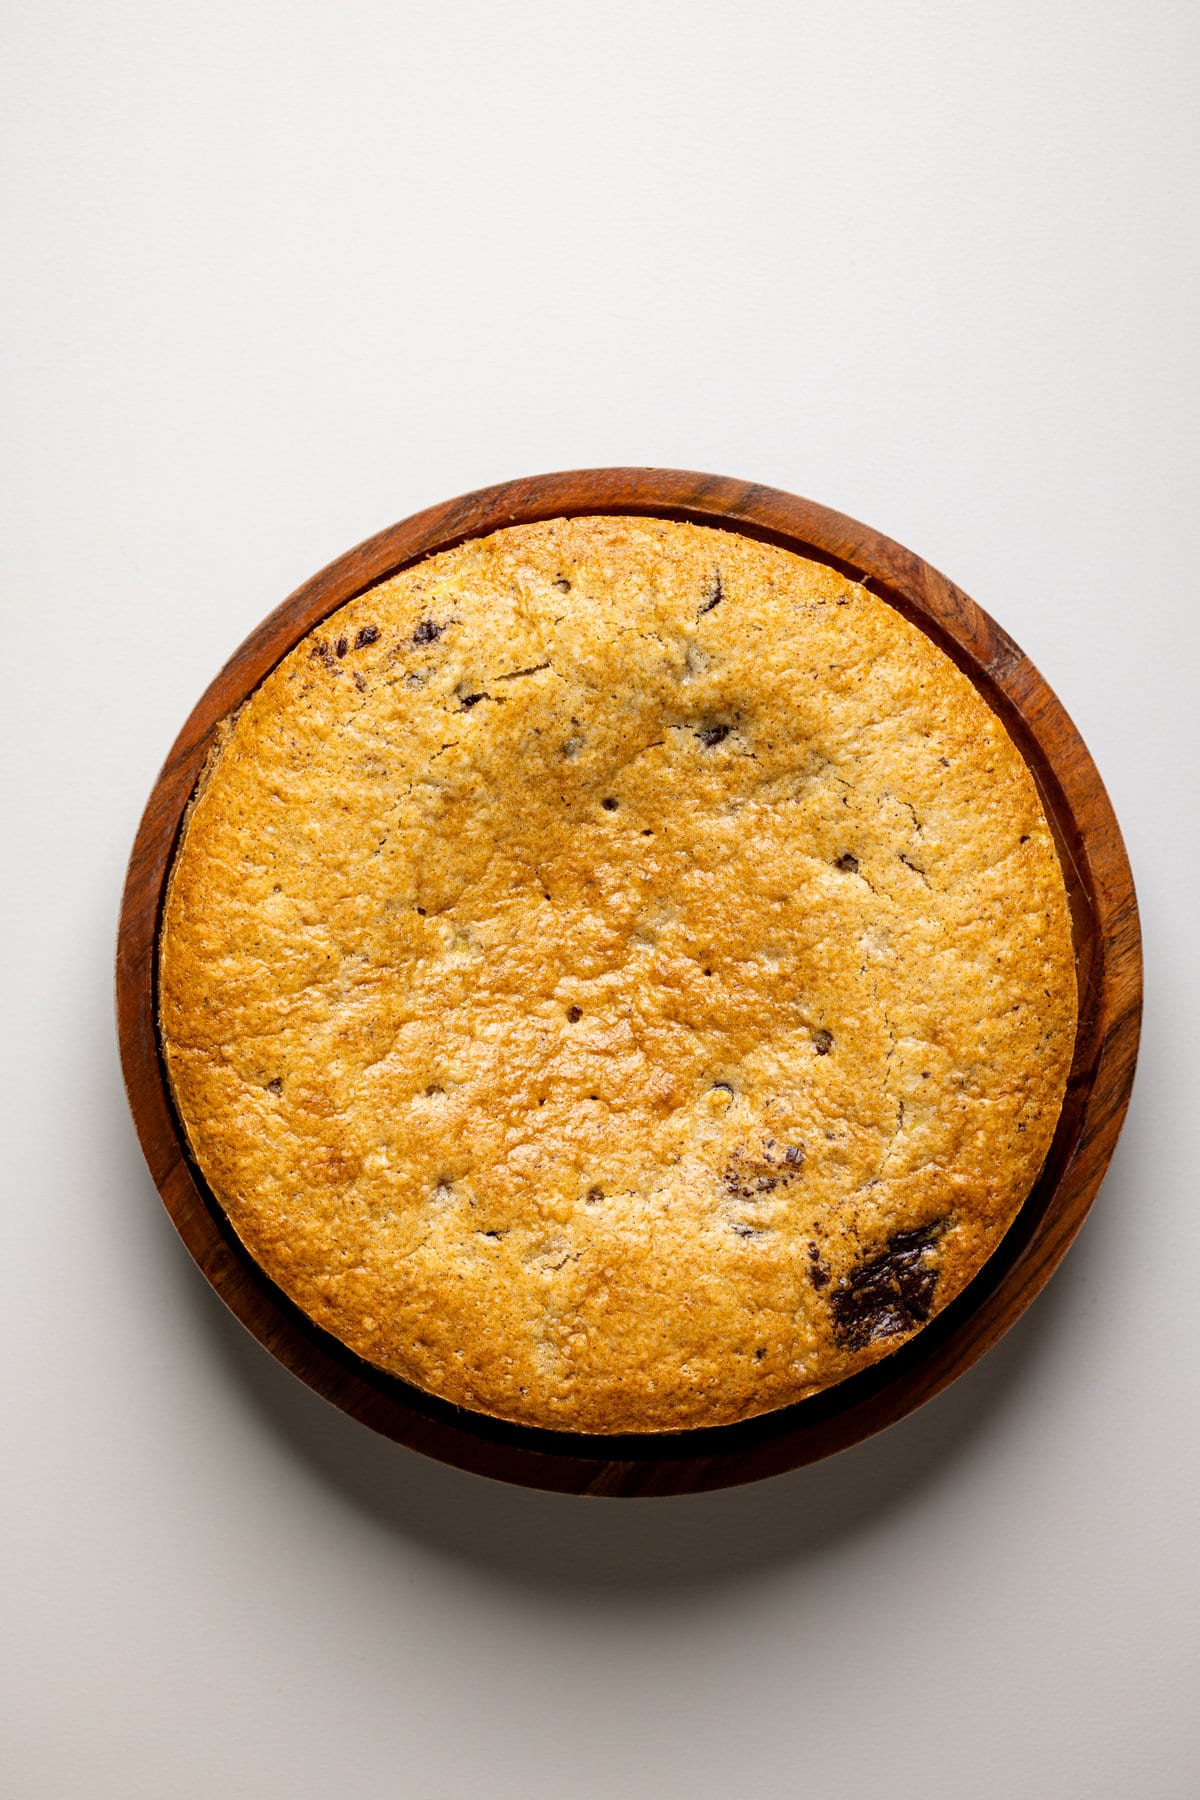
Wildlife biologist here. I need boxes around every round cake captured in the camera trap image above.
[159,516,1077,1433]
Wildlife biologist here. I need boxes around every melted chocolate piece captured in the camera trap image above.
[699,570,723,616]
[354,624,380,648]
[830,1221,947,1350]
[835,852,859,874]
[412,618,443,644]
[696,723,730,747]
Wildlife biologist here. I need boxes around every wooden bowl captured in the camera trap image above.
[116,469,1141,1496]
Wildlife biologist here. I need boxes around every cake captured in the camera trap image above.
[158,516,1077,1432]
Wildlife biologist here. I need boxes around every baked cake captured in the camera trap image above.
[159,517,1077,1432]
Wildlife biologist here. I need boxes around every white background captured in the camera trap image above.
[4,3,1198,1795]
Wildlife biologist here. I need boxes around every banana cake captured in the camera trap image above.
[159,516,1077,1432]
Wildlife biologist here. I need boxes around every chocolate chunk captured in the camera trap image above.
[784,1144,803,1166]
[888,1223,942,1255]
[602,796,619,811]
[813,1029,833,1055]
[459,692,486,710]
[354,625,380,648]
[830,1221,946,1349]
[696,723,730,748]
[266,1077,282,1095]
[566,1004,582,1023]
[335,637,348,658]
[412,618,443,644]
[835,852,859,873]
[699,570,723,616]
[895,1258,937,1321]
[586,1186,604,1203]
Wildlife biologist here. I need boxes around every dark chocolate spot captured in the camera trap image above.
[642,828,654,835]
[424,1083,444,1096]
[784,1144,803,1166]
[566,1004,582,1023]
[416,906,426,915]
[459,692,486,710]
[586,1186,604,1203]
[698,570,723,616]
[266,1077,282,1096]
[335,636,348,658]
[830,1221,946,1350]
[353,672,367,692]
[807,1240,831,1288]
[354,624,380,648]
[696,723,731,748]
[602,796,619,811]
[553,577,571,592]
[1019,834,1030,844]
[412,618,443,644]
[835,852,859,874]
[813,1029,834,1055]
[754,1346,767,1361]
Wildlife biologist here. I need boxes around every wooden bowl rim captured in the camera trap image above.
[116,467,1142,1497]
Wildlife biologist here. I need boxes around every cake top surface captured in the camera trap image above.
[159,515,1076,1432]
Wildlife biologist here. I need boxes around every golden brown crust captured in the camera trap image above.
[159,517,1077,1432]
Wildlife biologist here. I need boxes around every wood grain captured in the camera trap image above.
[116,469,1142,1496]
